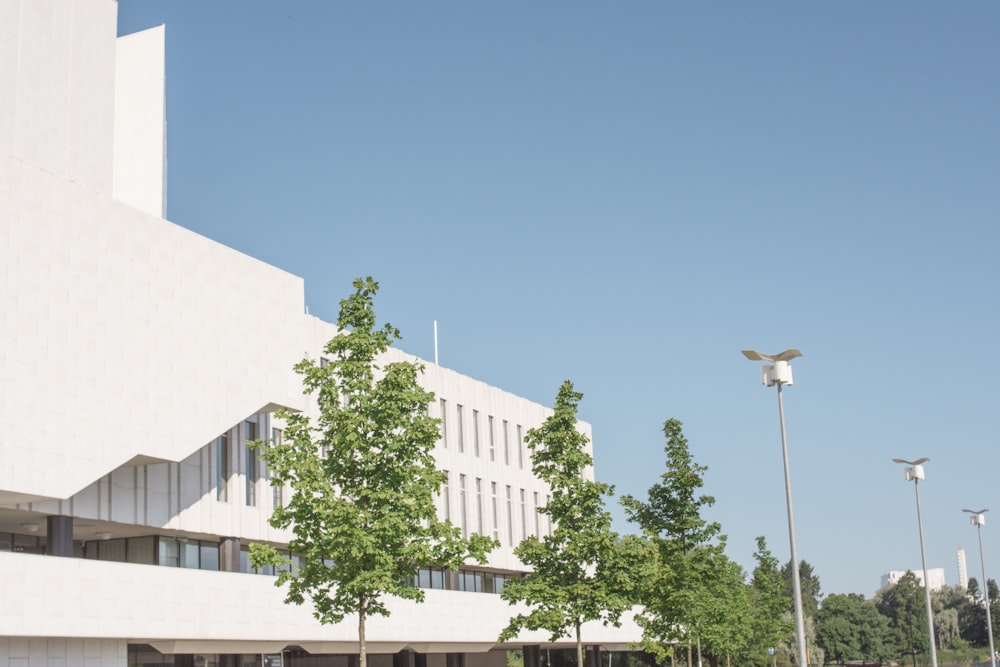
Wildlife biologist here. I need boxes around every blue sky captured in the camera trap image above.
[118,2,999,598]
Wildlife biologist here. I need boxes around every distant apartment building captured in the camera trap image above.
[881,568,947,591]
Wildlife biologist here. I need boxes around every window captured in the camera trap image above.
[456,404,465,453]
[458,570,484,592]
[216,432,229,501]
[459,474,468,537]
[472,410,481,457]
[517,424,524,469]
[475,478,484,535]
[158,537,180,567]
[181,540,200,569]
[503,420,510,465]
[199,542,220,571]
[270,428,283,509]
[442,470,451,521]
[533,491,541,538]
[547,494,553,536]
[505,485,514,546]
[416,566,447,590]
[519,488,527,542]
[439,399,448,447]
[482,572,511,595]
[126,536,155,564]
[488,416,496,461]
[491,482,499,541]
[245,421,258,506]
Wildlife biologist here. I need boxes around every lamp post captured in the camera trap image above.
[742,348,808,667]
[963,508,996,667]
[892,457,938,667]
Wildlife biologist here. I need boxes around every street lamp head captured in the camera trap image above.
[893,457,928,481]
[964,509,988,526]
[893,457,930,466]
[742,349,802,387]
[742,349,803,363]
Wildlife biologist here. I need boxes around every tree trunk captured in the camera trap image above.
[359,596,367,667]
[576,620,584,667]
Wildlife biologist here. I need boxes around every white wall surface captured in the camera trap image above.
[0,636,126,667]
[1,0,118,193]
[0,551,640,652]
[113,24,167,218]
[0,159,308,504]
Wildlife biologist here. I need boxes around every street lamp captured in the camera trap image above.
[742,348,808,667]
[892,457,938,667]
[963,508,996,667]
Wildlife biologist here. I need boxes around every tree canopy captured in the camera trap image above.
[251,277,495,667]
[499,381,639,667]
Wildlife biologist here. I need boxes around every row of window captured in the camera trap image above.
[214,419,283,510]
[211,415,550,550]
[1,531,517,594]
[441,474,552,547]
[409,566,514,594]
[439,399,526,468]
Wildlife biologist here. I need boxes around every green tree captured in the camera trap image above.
[621,418,728,661]
[817,593,892,665]
[746,537,794,667]
[780,560,823,619]
[700,552,753,667]
[963,578,988,647]
[499,381,638,667]
[875,572,929,660]
[250,277,496,667]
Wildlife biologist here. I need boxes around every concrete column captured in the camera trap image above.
[45,515,74,556]
[219,536,241,572]
[524,645,542,667]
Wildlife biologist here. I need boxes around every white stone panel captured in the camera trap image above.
[0,551,639,650]
[113,25,166,218]
[1,161,308,503]
[8,0,117,193]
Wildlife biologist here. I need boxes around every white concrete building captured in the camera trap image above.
[881,568,947,592]
[0,2,640,666]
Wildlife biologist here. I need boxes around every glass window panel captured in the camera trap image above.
[159,537,180,567]
[200,542,220,571]
[439,399,448,447]
[0,532,11,552]
[240,546,251,573]
[13,534,40,554]
[100,538,127,562]
[127,536,156,564]
[181,540,200,569]
[472,410,480,457]
[418,567,432,589]
[431,567,444,590]
[216,433,229,501]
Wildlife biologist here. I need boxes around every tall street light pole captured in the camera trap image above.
[742,348,808,667]
[963,508,996,667]
[892,457,938,667]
